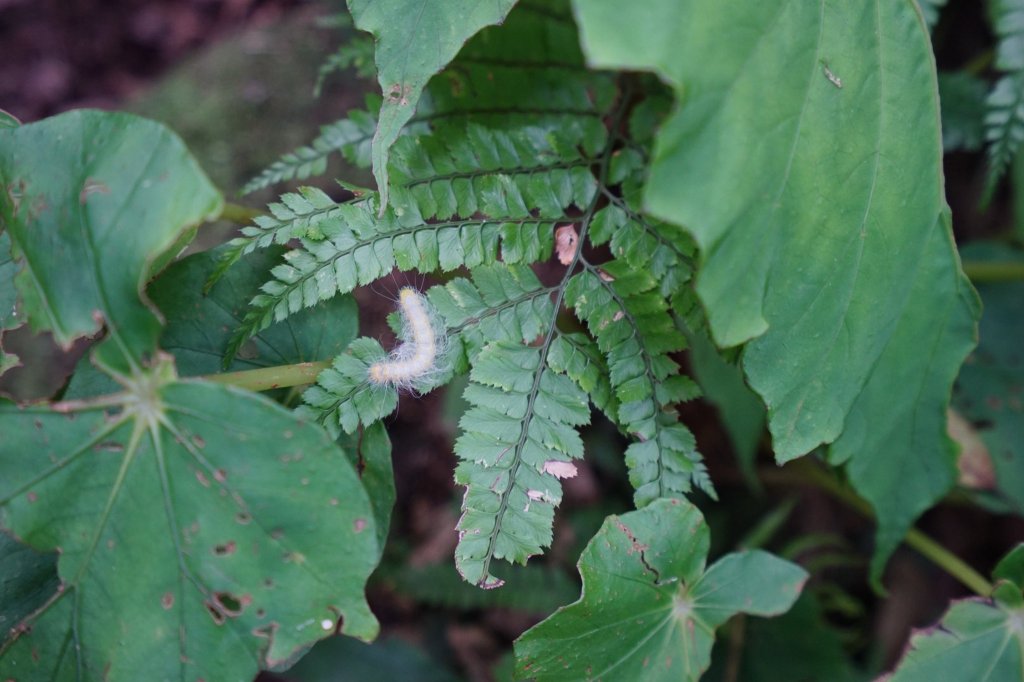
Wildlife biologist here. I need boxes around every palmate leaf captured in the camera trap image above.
[0,357,380,679]
[514,498,807,681]
[575,0,980,581]
[346,0,518,208]
[887,545,1024,681]
[0,110,380,680]
[454,342,590,588]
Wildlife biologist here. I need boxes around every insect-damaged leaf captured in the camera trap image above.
[0,356,380,680]
[887,544,1024,681]
[0,109,379,680]
[514,498,807,681]
[0,110,222,374]
[574,0,980,582]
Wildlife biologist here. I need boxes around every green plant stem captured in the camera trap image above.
[778,460,994,596]
[218,202,264,225]
[962,260,1024,282]
[201,361,329,392]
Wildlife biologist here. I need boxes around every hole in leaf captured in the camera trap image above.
[214,591,243,616]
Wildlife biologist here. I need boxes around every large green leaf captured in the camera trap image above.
[953,243,1024,514]
[514,498,807,681]
[0,231,20,377]
[0,109,380,680]
[346,0,517,207]
[0,110,222,373]
[573,0,979,581]
[0,532,59,637]
[0,357,380,680]
[888,544,1024,681]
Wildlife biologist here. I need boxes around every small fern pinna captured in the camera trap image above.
[222,1,713,588]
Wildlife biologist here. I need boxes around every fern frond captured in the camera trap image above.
[300,264,557,434]
[547,332,617,423]
[242,105,378,195]
[389,122,601,224]
[454,342,590,588]
[229,123,599,359]
[207,186,346,290]
[984,0,1024,198]
[428,263,557,372]
[590,200,697,297]
[301,337,399,435]
[566,259,714,504]
[314,37,376,95]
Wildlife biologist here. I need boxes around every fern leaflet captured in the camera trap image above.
[242,102,378,195]
[985,0,1024,198]
[566,259,715,504]
[454,342,589,588]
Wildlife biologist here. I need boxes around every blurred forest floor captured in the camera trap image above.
[2,1,1023,681]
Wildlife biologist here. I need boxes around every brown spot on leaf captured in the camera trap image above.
[213,469,227,483]
[26,491,37,503]
[235,512,252,525]
[161,592,174,609]
[78,178,110,204]
[213,541,237,556]
[195,471,210,487]
[353,518,367,533]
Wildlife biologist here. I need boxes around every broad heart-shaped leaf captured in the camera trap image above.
[0,110,222,373]
[574,0,980,582]
[953,243,1024,515]
[514,498,807,681]
[0,356,380,680]
[0,532,59,637]
[346,0,517,208]
[0,231,20,377]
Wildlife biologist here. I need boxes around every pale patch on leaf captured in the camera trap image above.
[542,460,578,479]
[555,224,579,265]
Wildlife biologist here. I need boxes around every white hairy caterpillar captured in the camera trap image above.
[367,287,447,390]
